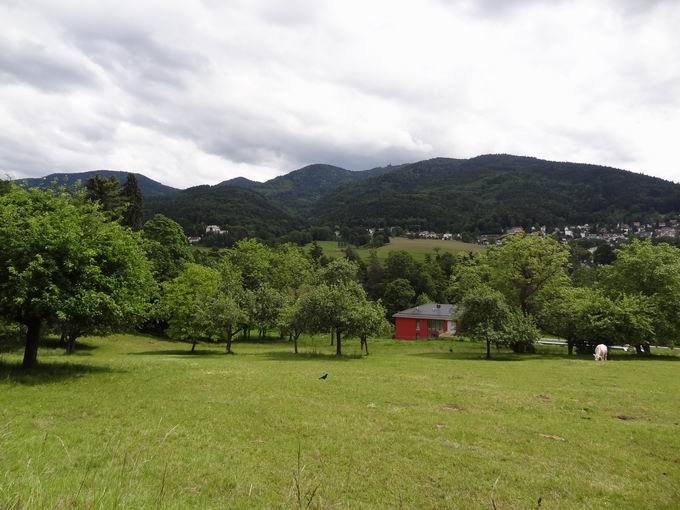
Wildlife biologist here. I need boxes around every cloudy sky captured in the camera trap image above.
[1,0,679,188]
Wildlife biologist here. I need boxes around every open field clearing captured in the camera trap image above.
[1,335,679,508]
[309,237,484,261]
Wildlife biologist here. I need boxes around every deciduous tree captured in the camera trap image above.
[456,286,511,359]
[0,185,154,368]
[142,214,193,282]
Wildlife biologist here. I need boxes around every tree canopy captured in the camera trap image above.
[0,185,155,368]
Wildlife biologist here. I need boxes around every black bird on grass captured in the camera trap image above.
[319,373,328,380]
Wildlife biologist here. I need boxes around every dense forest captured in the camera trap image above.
[17,154,680,239]
[315,155,680,232]
[223,163,399,217]
[144,183,302,239]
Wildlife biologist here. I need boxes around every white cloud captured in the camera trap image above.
[0,0,678,187]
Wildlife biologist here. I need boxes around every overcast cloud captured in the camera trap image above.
[1,0,678,187]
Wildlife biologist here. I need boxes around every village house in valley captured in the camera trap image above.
[393,303,457,340]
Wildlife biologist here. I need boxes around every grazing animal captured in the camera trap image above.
[319,373,328,380]
[594,344,608,361]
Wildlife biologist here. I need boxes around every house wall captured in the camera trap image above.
[395,316,459,340]
[395,317,417,340]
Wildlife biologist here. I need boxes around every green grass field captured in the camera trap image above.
[1,335,679,509]
[309,237,483,262]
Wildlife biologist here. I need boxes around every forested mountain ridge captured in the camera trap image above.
[144,183,301,239]
[221,163,406,216]
[16,170,178,196]
[15,155,680,236]
[313,155,680,232]
[220,176,261,189]
[238,164,372,216]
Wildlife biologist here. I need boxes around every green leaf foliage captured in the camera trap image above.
[0,185,155,367]
[142,214,194,282]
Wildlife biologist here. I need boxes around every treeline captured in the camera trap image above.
[449,234,680,357]
[0,182,389,368]
[3,179,679,369]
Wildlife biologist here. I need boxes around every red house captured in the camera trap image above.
[393,303,457,340]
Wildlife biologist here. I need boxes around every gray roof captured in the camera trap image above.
[392,303,456,320]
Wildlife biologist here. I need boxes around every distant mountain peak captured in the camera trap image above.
[219,176,261,189]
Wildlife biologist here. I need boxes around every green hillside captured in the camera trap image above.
[17,155,680,239]
[16,170,178,196]
[253,164,364,216]
[314,155,680,232]
[225,163,404,217]
[144,183,301,238]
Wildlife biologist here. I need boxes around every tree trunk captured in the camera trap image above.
[294,333,299,354]
[486,338,491,360]
[567,338,574,356]
[65,334,77,355]
[226,327,234,354]
[59,331,66,346]
[336,330,342,356]
[361,336,369,355]
[22,317,41,369]
[635,344,643,355]
[191,339,197,352]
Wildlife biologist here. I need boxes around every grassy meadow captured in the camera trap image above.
[308,237,483,262]
[1,335,679,509]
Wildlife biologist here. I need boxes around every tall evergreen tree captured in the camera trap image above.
[123,173,144,230]
[85,175,125,220]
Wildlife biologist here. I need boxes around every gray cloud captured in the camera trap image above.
[0,0,678,187]
[0,37,99,93]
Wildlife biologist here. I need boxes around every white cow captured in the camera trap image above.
[594,344,608,361]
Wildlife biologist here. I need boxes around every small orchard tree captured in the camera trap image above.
[215,258,249,353]
[251,284,284,339]
[456,286,511,359]
[345,300,391,355]
[294,280,367,356]
[0,185,155,368]
[199,292,248,354]
[159,264,220,351]
[277,297,304,354]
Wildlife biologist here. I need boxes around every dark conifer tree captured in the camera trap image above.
[85,175,125,220]
[123,174,144,230]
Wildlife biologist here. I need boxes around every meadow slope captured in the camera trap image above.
[1,335,679,509]
[308,237,483,262]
